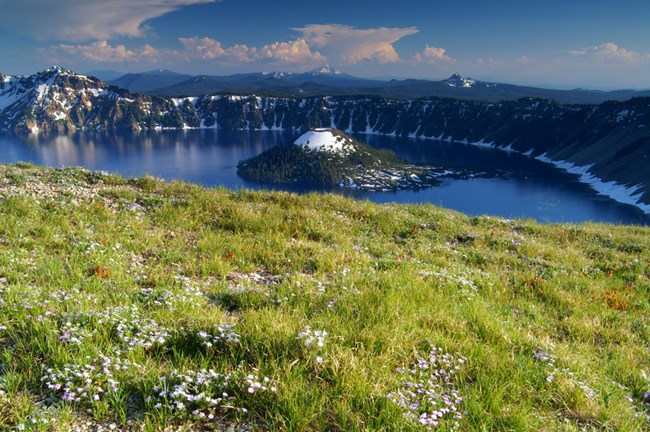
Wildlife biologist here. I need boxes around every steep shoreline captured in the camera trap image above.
[421,136,650,215]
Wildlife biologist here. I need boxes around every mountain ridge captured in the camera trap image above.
[106,68,650,104]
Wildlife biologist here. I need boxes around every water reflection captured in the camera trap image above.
[0,130,647,225]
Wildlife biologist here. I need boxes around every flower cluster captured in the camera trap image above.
[197,323,241,347]
[145,367,277,421]
[7,286,96,326]
[17,407,60,431]
[57,305,171,353]
[147,369,234,419]
[42,355,140,406]
[137,275,207,310]
[221,270,296,308]
[244,371,277,394]
[419,267,484,300]
[297,326,328,348]
[533,348,596,397]
[388,346,466,430]
[114,315,171,353]
[58,320,97,345]
[532,348,554,363]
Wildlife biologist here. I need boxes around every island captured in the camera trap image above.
[237,128,475,192]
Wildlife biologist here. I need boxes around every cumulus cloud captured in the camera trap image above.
[569,42,643,63]
[0,0,215,41]
[258,39,326,64]
[44,36,324,66]
[178,37,325,64]
[178,37,226,60]
[413,45,456,64]
[293,24,418,64]
[41,40,162,63]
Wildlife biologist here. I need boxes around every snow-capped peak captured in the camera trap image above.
[261,71,296,79]
[294,128,354,153]
[41,66,78,78]
[310,65,343,76]
[0,66,108,133]
[444,73,476,88]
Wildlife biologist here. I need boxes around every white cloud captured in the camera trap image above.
[258,39,326,64]
[179,37,325,64]
[179,37,226,60]
[0,0,215,41]
[293,24,418,64]
[41,40,162,63]
[44,36,324,67]
[593,43,641,62]
[226,44,257,63]
[569,42,643,63]
[414,45,456,64]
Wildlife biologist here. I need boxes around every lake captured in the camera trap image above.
[0,129,648,225]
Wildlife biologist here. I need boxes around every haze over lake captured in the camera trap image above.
[1,130,648,225]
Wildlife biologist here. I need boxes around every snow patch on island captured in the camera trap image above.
[294,128,354,154]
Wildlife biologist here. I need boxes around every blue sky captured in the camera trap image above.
[1,0,649,89]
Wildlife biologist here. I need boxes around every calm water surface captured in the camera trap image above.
[0,130,647,225]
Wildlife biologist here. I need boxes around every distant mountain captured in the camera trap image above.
[128,70,649,104]
[308,65,344,76]
[444,73,479,88]
[142,67,384,97]
[109,70,192,93]
[1,67,649,211]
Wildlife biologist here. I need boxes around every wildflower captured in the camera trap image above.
[643,391,650,402]
[197,323,240,348]
[297,326,328,348]
[546,374,555,383]
[532,348,552,362]
[388,346,465,431]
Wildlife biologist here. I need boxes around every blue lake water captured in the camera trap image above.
[0,129,648,225]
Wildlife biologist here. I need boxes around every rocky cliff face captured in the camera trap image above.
[0,67,180,133]
[2,68,649,208]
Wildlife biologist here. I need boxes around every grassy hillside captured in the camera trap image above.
[0,163,649,431]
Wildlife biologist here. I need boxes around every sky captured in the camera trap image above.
[0,0,649,89]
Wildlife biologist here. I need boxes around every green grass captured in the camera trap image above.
[0,163,649,431]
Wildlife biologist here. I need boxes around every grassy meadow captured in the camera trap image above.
[0,162,649,431]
